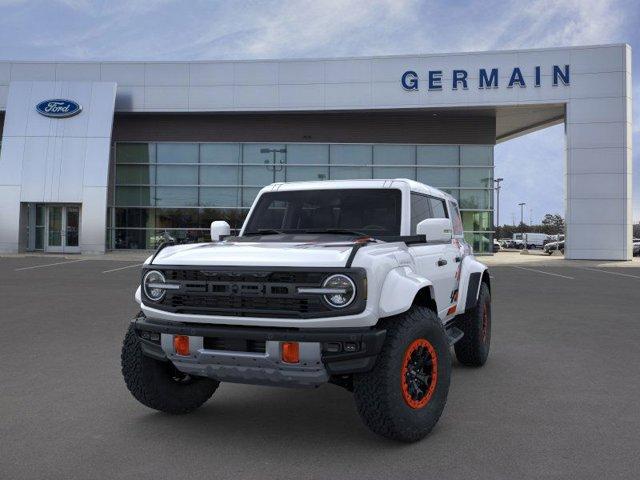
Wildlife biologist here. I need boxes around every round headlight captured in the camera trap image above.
[143,270,167,302]
[322,274,356,308]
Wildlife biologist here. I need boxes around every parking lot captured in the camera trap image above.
[1,255,639,480]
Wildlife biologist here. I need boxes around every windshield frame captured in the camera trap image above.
[241,188,403,240]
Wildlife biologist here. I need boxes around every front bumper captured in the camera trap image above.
[133,314,386,388]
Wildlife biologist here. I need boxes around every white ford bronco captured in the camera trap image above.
[122,179,491,442]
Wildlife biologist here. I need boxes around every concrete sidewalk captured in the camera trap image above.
[481,251,640,268]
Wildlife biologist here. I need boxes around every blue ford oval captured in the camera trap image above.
[36,99,82,118]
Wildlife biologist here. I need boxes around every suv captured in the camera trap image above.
[121,179,491,442]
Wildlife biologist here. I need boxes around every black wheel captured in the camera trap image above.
[121,325,219,414]
[353,307,451,442]
[454,282,491,367]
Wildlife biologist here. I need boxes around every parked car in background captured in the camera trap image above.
[633,238,640,256]
[544,240,565,255]
[493,239,501,253]
[513,232,551,249]
[543,234,565,246]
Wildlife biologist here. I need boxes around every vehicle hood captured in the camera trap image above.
[150,241,357,268]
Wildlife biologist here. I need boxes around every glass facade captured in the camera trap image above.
[109,142,494,253]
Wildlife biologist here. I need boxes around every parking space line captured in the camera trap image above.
[579,267,640,279]
[102,263,143,274]
[14,259,87,271]
[511,266,574,280]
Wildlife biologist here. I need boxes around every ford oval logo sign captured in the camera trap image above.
[36,99,82,118]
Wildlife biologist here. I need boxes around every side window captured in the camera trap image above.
[449,201,464,236]
[429,197,448,219]
[410,193,431,234]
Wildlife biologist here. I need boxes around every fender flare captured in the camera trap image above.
[456,256,489,315]
[378,267,435,318]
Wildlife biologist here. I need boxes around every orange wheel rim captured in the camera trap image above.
[401,338,438,409]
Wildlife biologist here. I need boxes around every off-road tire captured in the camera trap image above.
[353,306,451,442]
[121,325,219,414]
[454,282,491,367]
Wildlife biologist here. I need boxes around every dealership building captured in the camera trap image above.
[0,44,633,258]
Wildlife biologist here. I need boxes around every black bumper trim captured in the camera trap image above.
[133,315,385,375]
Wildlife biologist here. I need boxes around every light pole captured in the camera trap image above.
[518,202,526,226]
[494,178,504,227]
[518,202,527,253]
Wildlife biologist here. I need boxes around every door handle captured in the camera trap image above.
[437,258,447,267]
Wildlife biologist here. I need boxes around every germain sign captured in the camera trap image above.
[401,65,570,91]
[36,99,82,118]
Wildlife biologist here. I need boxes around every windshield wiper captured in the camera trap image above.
[242,229,287,236]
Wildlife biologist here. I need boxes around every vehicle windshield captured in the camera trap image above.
[243,188,402,239]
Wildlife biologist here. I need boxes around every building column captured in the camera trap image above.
[564,45,632,260]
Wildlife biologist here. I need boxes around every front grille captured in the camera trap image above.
[145,267,366,319]
[169,294,324,318]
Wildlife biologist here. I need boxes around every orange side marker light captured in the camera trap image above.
[281,342,300,364]
[173,335,190,356]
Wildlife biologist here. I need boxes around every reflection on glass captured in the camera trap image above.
[287,165,329,182]
[460,168,493,188]
[115,208,155,229]
[48,207,62,246]
[116,143,155,164]
[464,232,493,254]
[461,211,492,231]
[35,227,44,250]
[330,144,371,165]
[287,144,328,165]
[373,145,415,165]
[155,187,198,207]
[156,165,198,185]
[111,142,496,250]
[200,187,239,207]
[36,205,45,226]
[66,207,79,247]
[459,190,492,209]
[242,187,262,207]
[330,166,371,180]
[200,165,239,185]
[200,143,241,164]
[157,143,198,164]
[417,168,459,187]
[417,146,459,165]
[115,186,154,207]
[116,165,155,185]
[461,146,493,166]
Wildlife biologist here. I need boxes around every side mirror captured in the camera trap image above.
[210,221,231,241]
[416,218,453,243]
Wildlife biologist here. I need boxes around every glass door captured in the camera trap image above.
[64,206,80,253]
[44,205,81,253]
[46,206,64,253]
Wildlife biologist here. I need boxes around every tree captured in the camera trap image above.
[541,213,564,229]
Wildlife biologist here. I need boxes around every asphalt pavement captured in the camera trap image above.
[1,256,639,479]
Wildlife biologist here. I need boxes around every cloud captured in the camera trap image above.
[0,0,637,222]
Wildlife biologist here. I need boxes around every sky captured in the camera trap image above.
[0,0,638,225]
